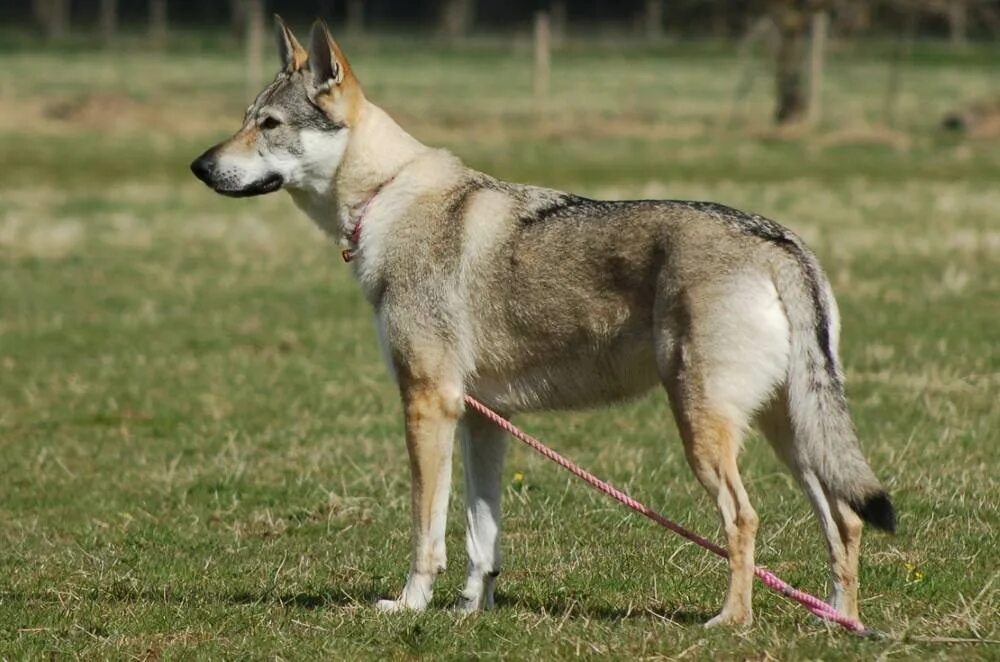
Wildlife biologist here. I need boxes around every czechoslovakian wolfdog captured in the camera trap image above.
[191,18,895,627]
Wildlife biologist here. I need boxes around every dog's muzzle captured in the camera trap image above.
[189,149,283,198]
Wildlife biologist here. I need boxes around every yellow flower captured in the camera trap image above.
[513,472,525,482]
[903,562,915,571]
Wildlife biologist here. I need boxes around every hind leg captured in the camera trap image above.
[668,393,759,627]
[829,498,863,619]
[659,277,789,626]
[801,474,864,620]
[758,398,863,619]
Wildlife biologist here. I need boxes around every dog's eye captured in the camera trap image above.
[260,116,282,130]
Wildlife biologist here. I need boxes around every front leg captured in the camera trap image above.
[456,411,509,612]
[376,377,462,613]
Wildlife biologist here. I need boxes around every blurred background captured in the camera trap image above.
[3,1,1000,188]
[1,2,998,657]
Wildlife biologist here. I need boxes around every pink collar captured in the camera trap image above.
[341,185,384,263]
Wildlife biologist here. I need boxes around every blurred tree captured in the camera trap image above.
[30,0,47,26]
[51,0,69,39]
[150,0,168,48]
[948,0,967,46]
[247,0,265,97]
[830,0,870,37]
[771,0,808,124]
[100,0,118,45]
[348,0,365,35]
[316,0,334,22]
[440,0,475,38]
[33,0,70,40]
[6,0,999,41]
[975,0,1000,36]
[884,0,916,127]
[645,0,664,41]
[727,13,778,125]
[229,0,246,41]
[551,0,567,46]
[807,8,828,124]
[712,1,729,37]
[533,10,550,98]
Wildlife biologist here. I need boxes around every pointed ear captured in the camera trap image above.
[275,15,307,73]
[308,20,353,93]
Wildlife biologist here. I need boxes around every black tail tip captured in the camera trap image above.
[852,491,896,533]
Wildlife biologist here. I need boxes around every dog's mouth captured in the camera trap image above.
[213,173,284,198]
[190,152,284,198]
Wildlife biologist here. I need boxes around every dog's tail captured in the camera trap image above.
[771,244,896,533]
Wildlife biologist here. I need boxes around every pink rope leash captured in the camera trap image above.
[464,395,875,635]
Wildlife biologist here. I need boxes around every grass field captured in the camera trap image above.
[1,34,998,658]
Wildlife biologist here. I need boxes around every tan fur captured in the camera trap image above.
[670,390,758,625]
[403,386,456,573]
[832,500,864,619]
[311,24,365,128]
[239,126,259,148]
[190,20,894,626]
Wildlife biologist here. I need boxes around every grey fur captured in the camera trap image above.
[373,165,890,515]
[191,29,895,623]
[246,71,343,145]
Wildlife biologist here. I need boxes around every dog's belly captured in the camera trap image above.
[468,331,664,414]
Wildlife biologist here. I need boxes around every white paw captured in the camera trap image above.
[705,609,753,628]
[454,573,496,613]
[453,595,480,614]
[454,591,493,614]
[375,598,408,613]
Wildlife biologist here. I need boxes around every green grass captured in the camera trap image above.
[1,35,998,659]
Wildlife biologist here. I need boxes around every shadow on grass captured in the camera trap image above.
[494,594,713,624]
[0,587,379,610]
[225,589,379,609]
[3,587,712,623]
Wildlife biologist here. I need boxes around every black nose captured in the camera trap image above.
[190,151,215,184]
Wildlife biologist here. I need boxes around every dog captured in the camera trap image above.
[191,18,895,627]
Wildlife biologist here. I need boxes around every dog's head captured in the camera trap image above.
[190,18,364,198]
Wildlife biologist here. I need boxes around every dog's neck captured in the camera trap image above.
[338,102,426,208]
[288,101,427,238]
